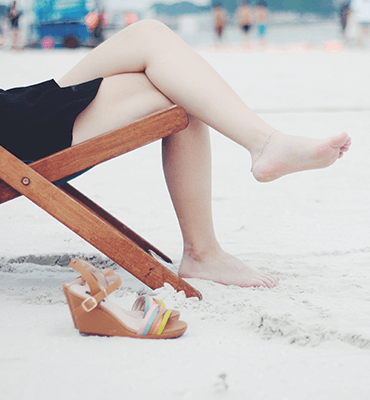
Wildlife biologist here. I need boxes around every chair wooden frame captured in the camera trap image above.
[0,105,202,299]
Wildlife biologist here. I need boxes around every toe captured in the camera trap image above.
[259,277,273,288]
[261,276,274,287]
[251,278,267,288]
[262,273,279,287]
[341,143,351,152]
[331,132,350,148]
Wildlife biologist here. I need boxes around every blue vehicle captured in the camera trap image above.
[33,0,93,48]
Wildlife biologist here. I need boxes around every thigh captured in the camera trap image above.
[72,72,173,145]
[58,20,175,88]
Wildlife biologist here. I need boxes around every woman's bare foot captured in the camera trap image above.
[251,131,351,182]
[178,248,279,288]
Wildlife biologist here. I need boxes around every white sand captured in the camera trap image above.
[1,45,370,399]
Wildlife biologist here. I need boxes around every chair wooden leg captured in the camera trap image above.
[0,147,202,299]
[61,183,173,264]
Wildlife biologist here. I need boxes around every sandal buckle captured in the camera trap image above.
[81,297,98,312]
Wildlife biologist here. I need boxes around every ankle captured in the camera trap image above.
[250,129,278,172]
[182,242,224,263]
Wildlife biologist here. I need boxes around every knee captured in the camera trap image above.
[135,19,170,33]
[124,19,173,40]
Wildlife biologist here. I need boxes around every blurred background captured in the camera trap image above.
[0,0,368,50]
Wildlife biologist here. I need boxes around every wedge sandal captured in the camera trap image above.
[63,259,187,339]
[63,259,180,328]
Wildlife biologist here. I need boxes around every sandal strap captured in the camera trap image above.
[69,259,122,318]
[137,297,159,335]
[150,309,173,336]
[71,275,121,317]
[156,310,172,335]
[136,297,173,336]
[132,295,151,315]
[132,295,166,316]
[101,267,115,277]
[69,259,101,295]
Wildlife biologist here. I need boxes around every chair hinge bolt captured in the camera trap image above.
[22,177,30,185]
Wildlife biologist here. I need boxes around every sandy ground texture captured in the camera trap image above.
[1,44,370,399]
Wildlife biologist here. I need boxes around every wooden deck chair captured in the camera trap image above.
[0,105,202,299]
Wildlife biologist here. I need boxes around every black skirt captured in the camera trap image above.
[0,78,103,161]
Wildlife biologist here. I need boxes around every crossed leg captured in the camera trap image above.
[60,19,351,181]
[68,73,278,287]
[58,19,351,287]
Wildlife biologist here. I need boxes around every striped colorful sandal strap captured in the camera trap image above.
[132,295,180,320]
[137,299,173,337]
[150,308,173,336]
[137,297,160,336]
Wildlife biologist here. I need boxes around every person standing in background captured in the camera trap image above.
[92,9,106,46]
[256,0,268,47]
[339,1,351,41]
[0,16,5,47]
[212,3,227,43]
[7,1,21,50]
[237,0,254,48]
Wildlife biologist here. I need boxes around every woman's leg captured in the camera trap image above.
[163,117,278,287]
[59,19,351,182]
[60,21,350,287]
[71,73,278,287]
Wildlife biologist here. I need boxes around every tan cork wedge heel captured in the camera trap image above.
[63,259,186,339]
